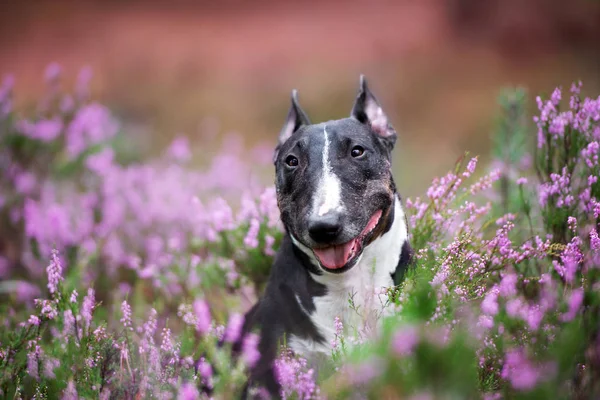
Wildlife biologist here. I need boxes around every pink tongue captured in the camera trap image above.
[312,210,383,270]
[313,240,356,270]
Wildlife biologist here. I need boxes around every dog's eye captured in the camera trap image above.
[285,155,299,167]
[351,145,365,158]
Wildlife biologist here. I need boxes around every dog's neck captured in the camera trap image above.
[288,194,408,351]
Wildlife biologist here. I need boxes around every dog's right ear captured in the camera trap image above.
[274,90,310,163]
[278,90,310,145]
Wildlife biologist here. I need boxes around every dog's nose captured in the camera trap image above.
[308,213,342,243]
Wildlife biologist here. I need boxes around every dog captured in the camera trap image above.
[237,75,413,398]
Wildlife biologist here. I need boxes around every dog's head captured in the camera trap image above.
[274,75,398,274]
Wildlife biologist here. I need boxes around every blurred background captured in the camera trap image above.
[1,0,599,196]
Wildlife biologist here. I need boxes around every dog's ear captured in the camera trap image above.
[274,90,310,163]
[351,75,397,149]
[279,90,310,145]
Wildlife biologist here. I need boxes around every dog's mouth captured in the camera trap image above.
[312,210,382,272]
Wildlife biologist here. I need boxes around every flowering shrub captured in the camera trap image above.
[0,68,599,399]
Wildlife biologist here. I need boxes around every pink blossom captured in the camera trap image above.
[46,249,64,295]
[561,289,584,322]
[224,313,244,343]
[242,333,261,368]
[391,325,419,356]
[177,383,199,400]
[193,299,211,334]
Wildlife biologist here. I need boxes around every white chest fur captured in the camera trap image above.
[289,197,408,356]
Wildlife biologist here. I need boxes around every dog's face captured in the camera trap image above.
[274,76,398,274]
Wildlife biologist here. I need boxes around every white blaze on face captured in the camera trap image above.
[314,126,343,217]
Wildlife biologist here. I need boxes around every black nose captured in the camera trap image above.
[308,213,342,243]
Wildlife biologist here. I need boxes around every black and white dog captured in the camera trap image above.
[239,75,412,397]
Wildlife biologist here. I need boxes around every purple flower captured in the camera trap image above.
[481,290,499,316]
[63,310,75,337]
[63,379,78,400]
[463,157,478,178]
[46,249,64,295]
[27,342,41,380]
[516,177,528,185]
[193,299,211,334]
[224,313,244,343]
[275,350,320,399]
[81,288,96,328]
[43,357,60,379]
[499,273,517,298]
[561,289,584,322]
[161,327,174,354]
[166,136,192,162]
[391,325,419,356]
[177,383,199,400]
[342,356,384,386]
[86,148,115,175]
[66,103,118,158]
[28,315,40,326]
[242,333,261,368]
[264,234,276,256]
[120,300,133,331]
[591,228,600,253]
[198,357,213,380]
[244,218,260,249]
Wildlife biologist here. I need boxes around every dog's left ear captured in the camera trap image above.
[351,75,397,150]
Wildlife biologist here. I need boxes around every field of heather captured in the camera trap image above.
[2,1,600,398]
[0,65,599,399]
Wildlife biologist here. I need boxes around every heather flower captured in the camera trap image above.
[197,358,213,389]
[561,289,584,322]
[160,327,174,354]
[28,315,40,326]
[516,177,528,185]
[332,316,344,350]
[37,299,58,320]
[43,357,60,379]
[463,157,478,178]
[275,350,320,399]
[86,148,115,175]
[591,228,600,253]
[120,300,133,332]
[141,308,158,352]
[167,136,192,162]
[242,333,261,368]
[264,234,276,256]
[224,313,244,343]
[178,383,199,400]
[69,290,78,303]
[193,299,211,334]
[27,341,41,380]
[391,325,419,356]
[63,379,78,400]
[244,218,260,249]
[46,249,64,295]
[63,310,75,337]
[66,103,118,158]
[342,356,384,386]
[567,216,578,232]
[498,272,517,297]
[81,288,96,329]
[481,290,499,316]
